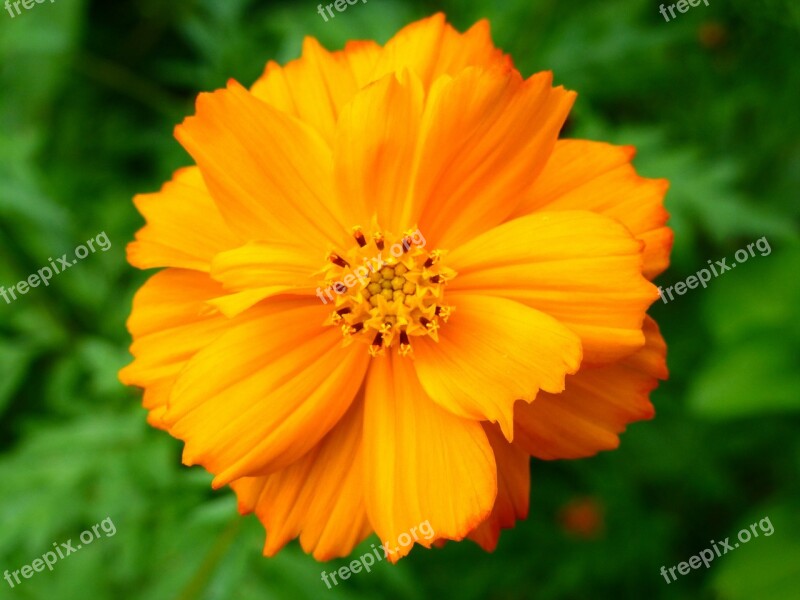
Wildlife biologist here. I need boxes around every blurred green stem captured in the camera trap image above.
[176,517,242,600]
[72,52,184,118]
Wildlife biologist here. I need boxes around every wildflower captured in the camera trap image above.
[559,497,605,540]
[120,13,670,560]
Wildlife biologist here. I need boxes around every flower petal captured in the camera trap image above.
[514,139,672,279]
[371,13,512,90]
[364,353,496,560]
[250,37,382,144]
[211,242,319,292]
[118,269,232,427]
[142,380,172,431]
[162,299,369,488]
[249,14,509,144]
[447,210,659,364]
[175,80,352,250]
[231,396,372,561]
[119,269,230,386]
[128,167,241,272]
[415,67,574,249]
[205,241,321,317]
[413,293,582,439]
[466,424,530,552]
[333,69,424,234]
[515,316,667,459]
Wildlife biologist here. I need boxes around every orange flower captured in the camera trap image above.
[120,13,671,561]
[559,497,605,539]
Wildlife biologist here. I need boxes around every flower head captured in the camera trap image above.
[120,13,671,561]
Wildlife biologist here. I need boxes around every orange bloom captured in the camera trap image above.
[559,497,605,539]
[120,13,671,561]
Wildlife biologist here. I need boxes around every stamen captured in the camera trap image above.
[368,332,386,357]
[424,251,442,268]
[437,305,453,322]
[398,330,412,357]
[336,307,352,316]
[373,233,385,251]
[349,322,364,334]
[420,317,431,328]
[429,275,442,284]
[352,227,367,248]
[329,253,350,268]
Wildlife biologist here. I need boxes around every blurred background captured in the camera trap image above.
[0,0,798,598]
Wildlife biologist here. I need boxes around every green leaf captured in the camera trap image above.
[712,505,800,600]
[0,341,33,415]
[688,246,800,418]
[687,334,800,417]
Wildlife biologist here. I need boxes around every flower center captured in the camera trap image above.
[317,226,455,357]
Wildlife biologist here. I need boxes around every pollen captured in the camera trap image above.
[320,227,456,357]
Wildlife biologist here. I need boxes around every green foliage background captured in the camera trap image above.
[1,0,798,598]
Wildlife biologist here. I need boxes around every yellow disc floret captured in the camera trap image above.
[316,226,455,357]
